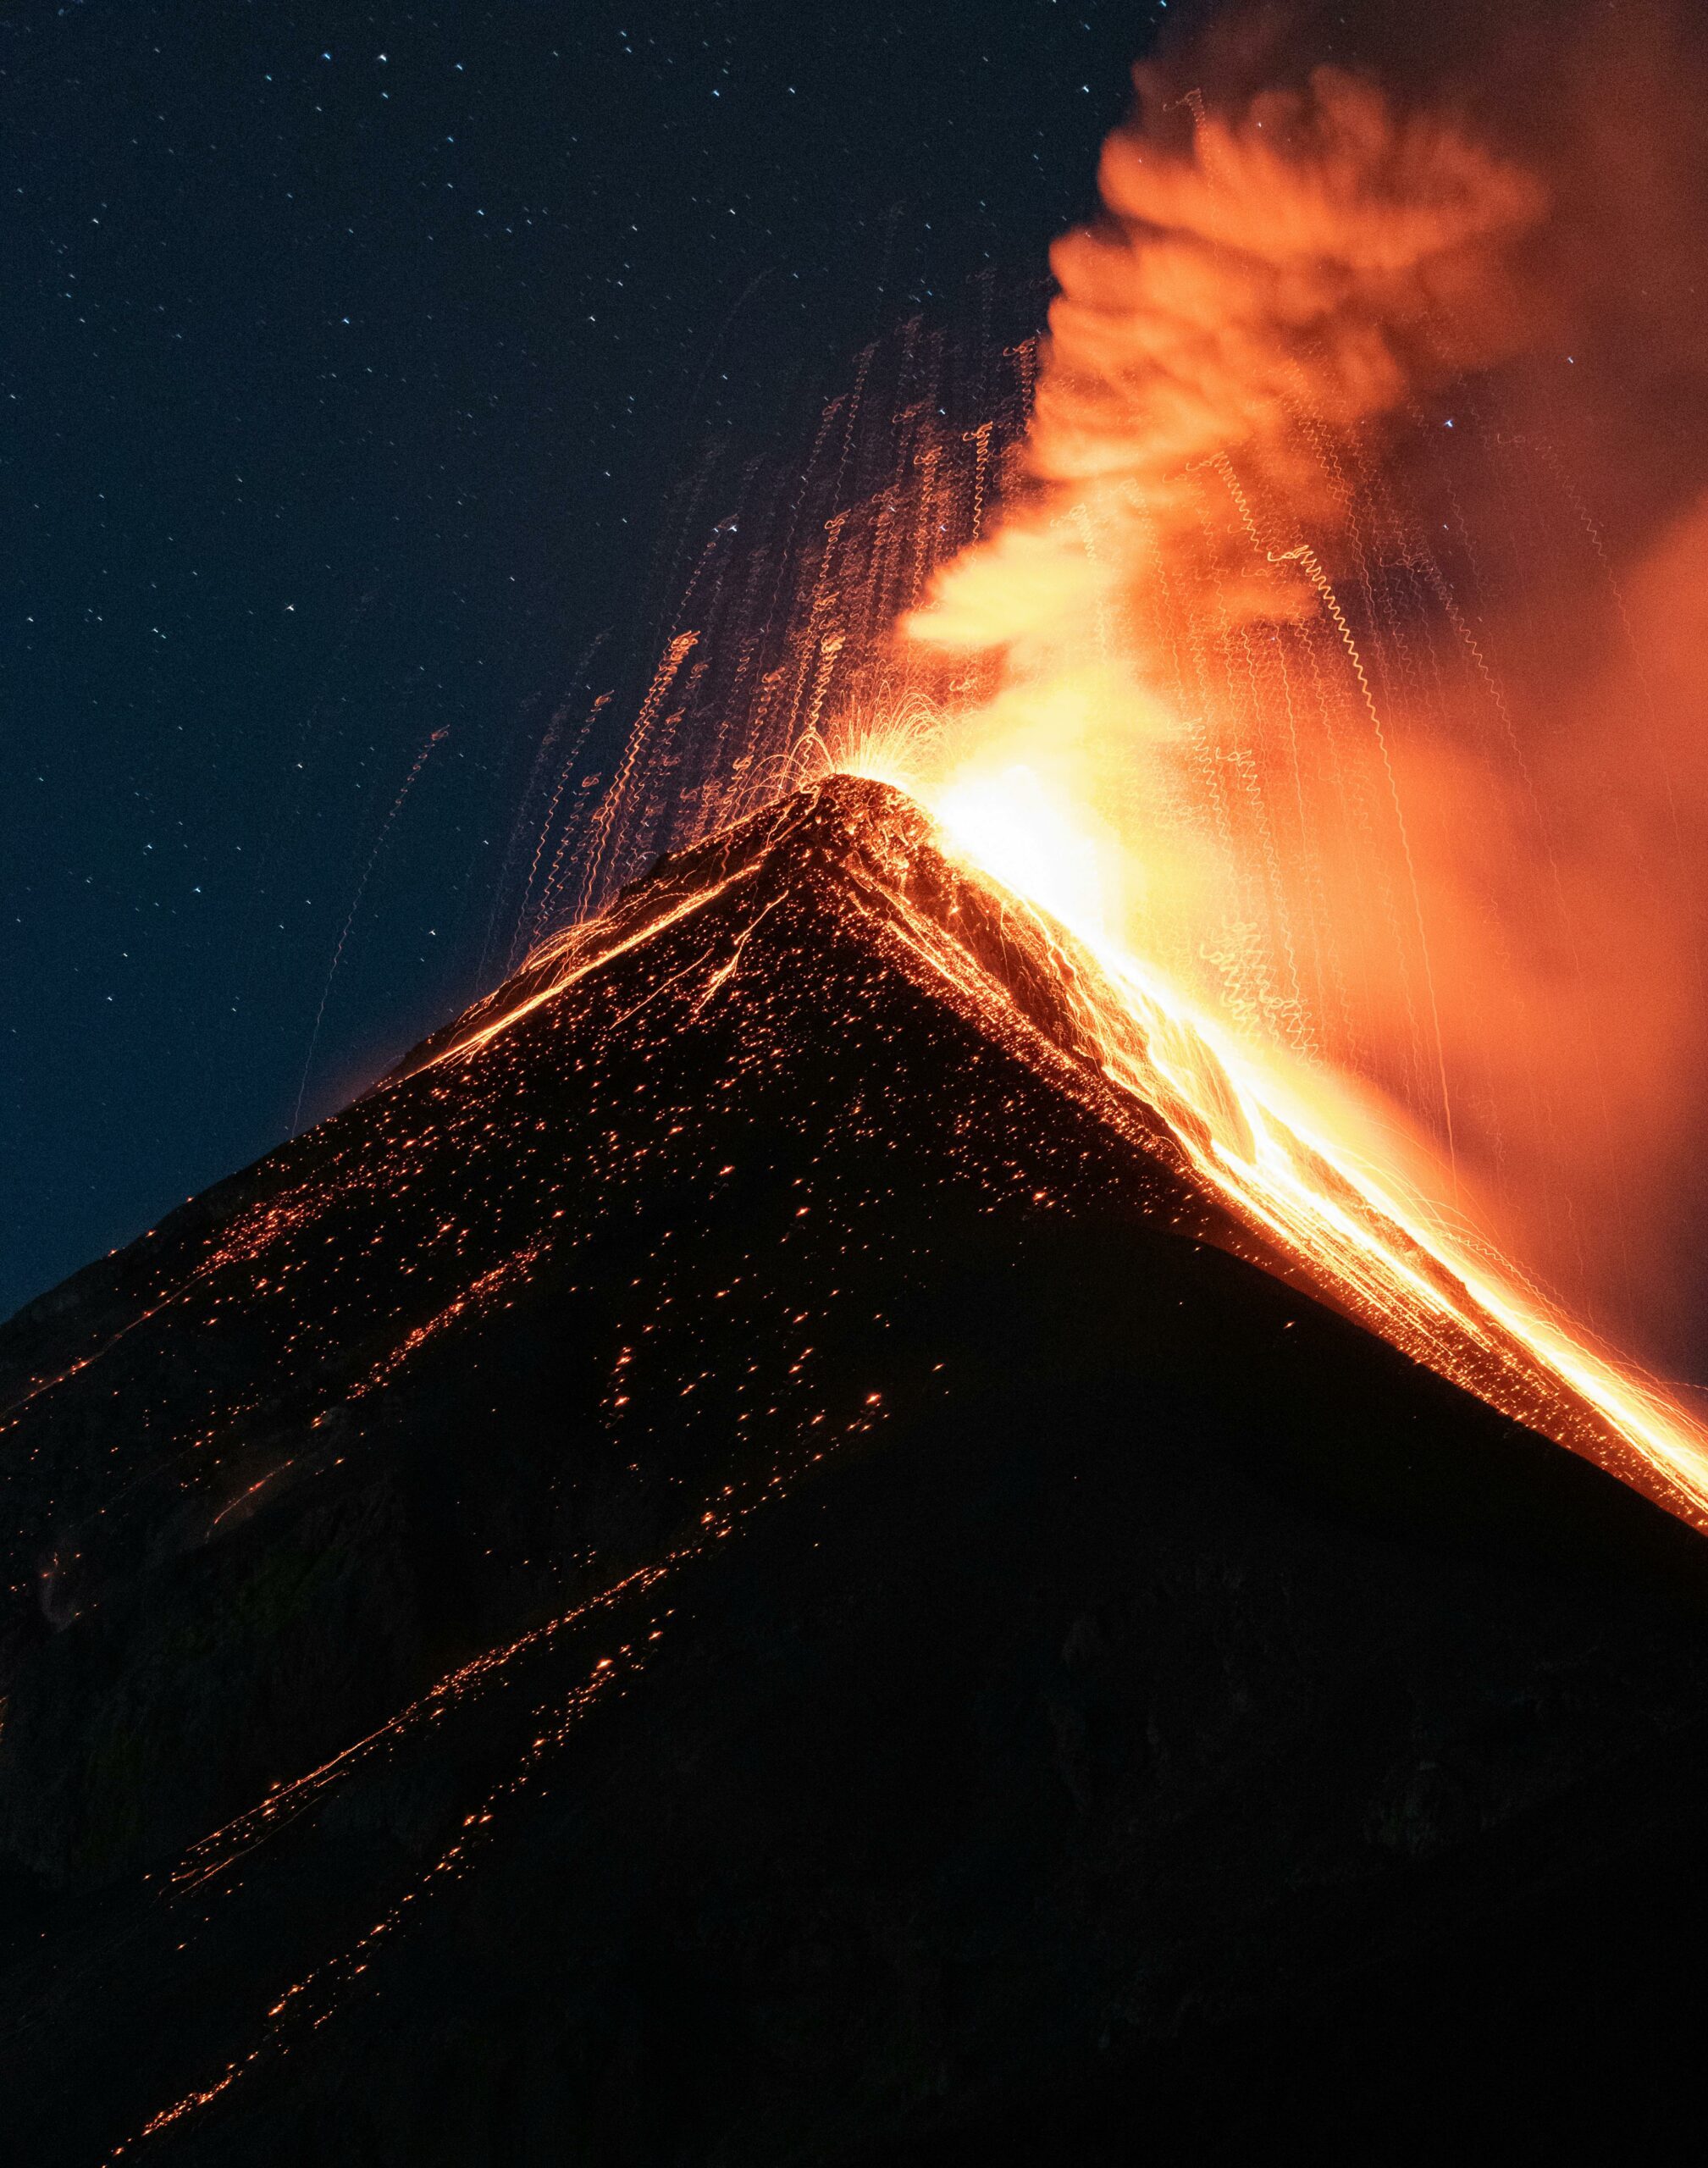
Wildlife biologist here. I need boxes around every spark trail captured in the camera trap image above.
[291,724,450,1134]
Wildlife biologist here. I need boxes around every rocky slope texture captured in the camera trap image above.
[4,776,1708,2163]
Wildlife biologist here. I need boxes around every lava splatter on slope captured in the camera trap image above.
[3,772,1708,2165]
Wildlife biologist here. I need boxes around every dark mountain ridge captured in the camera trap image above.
[4,774,1708,2162]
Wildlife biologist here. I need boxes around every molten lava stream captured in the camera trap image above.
[847,754,1708,1532]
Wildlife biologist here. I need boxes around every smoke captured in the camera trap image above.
[913,64,1543,652]
[902,1,1708,1373]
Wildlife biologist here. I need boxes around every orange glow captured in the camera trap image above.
[72,24,1708,2149]
[397,740,1708,1527]
[837,740,1708,1522]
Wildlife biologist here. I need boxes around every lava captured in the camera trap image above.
[416,772,1708,1527]
[8,755,1704,2162]
[511,30,1708,1397]
[880,769,1708,1521]
[13,25,1708,2156]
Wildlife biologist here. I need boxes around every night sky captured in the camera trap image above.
[3,1,1167,1322]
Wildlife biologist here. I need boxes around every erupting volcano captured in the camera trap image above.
[411,774,1708,1524]
[12,3,1708,2160]
[8,769,1708,2160]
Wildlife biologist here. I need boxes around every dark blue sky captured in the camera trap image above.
[3,0,1166,1319]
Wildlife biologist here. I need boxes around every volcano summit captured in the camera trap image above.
[5,777,1708,2161]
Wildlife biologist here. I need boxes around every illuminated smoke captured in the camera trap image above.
[494,5,1708,1380]
[910,65,1543,655]
[891,7,1708,1374]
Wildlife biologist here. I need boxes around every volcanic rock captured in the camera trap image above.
[3,775,1707,2162]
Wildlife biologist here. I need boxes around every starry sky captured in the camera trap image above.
[3,0,1171,1321]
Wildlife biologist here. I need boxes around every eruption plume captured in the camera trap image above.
[497,3,1708,1512]
[911,65,1543,654]
[883,8,1708,1383]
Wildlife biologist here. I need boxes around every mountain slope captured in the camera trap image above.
[3,775,1707,2163]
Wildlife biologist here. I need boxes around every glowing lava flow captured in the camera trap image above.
[401,760,1708,1530]
[849,753,1708,1529]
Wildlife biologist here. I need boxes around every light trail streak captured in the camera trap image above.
[412,863,760,1071]
[169,1555,676,1898]
[292,724,452,1134]
[114,1396,893,2156]
[114,1648,644,2159]
[688,893,785,1017]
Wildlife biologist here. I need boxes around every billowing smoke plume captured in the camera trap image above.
[912,65,1542,652]
[904,1,1708,1374]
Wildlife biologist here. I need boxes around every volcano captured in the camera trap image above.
[5,775,1708,2163]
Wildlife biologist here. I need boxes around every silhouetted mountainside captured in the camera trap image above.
[4,776,1708,2163]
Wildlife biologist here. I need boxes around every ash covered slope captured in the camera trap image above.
[3,775,1708,2162]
